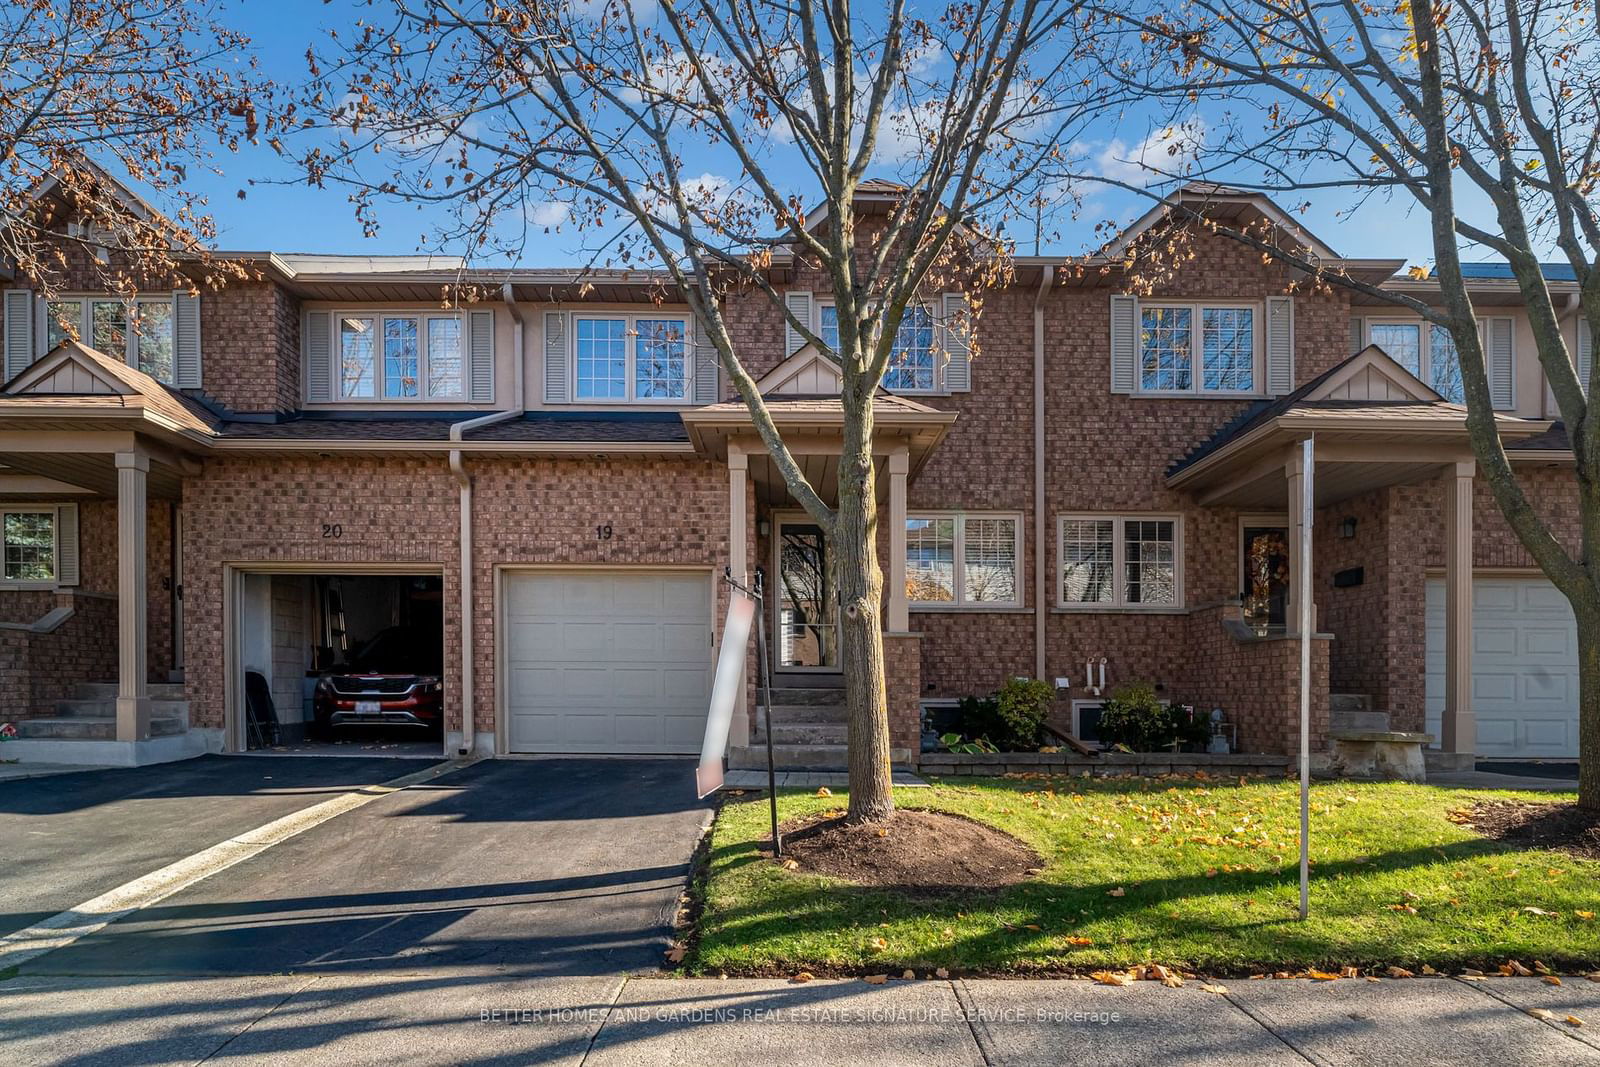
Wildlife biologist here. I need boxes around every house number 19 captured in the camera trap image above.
[596,524,613,541]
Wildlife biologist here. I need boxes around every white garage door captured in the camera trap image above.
[1425,576,1579,757]
[505,571,712,754]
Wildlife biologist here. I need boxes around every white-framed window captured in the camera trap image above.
[572,313,690,402]
[906,512,1021,608]
[44,296,177,384]
[336,311,465,400]
[810,298,940,393]
[1138,302,1259,395]
[1366,318,1475,403]
[1058,515,1182,609]
[3,509,54,582]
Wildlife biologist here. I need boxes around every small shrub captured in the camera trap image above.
[939,732,998,755]
[1097,682,1177,752]
[995,677,1054,749]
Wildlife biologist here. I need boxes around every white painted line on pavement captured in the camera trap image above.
[0,758,474,972]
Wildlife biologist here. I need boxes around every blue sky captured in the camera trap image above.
[181,1,1451,267]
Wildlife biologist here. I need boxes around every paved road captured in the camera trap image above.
[0,755,443,939]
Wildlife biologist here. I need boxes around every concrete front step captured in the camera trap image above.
[753,722,848,745]
[73,681,187,701]
[1330,709,1390,732]
[763,687,846,707]
[759,702,848,724]
[16,716,185,740]
[1330,692,1373,713]
[53,698,189,720]
[729,743,913,771]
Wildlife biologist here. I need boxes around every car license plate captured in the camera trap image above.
[354,700,382,714]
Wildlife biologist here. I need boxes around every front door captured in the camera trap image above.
[775,518,840,670]
[1241,525,1290,633]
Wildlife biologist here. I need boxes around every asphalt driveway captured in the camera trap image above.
[0,755,445,940]
[13,758,712,979]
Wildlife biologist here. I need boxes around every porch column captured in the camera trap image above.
[1284,446,1314,635]
[887,446,909,632]
[1442,459,1476,754]
[728,442,750,748]
[115,450,151,742]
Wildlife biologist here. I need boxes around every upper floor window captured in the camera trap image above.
[1367,318,1473,403]
[573,314,689,402]
[1139,303,1257,394]
[1059,515,1182,609]
[885,306,936,392]
[818,303,839,351]
[45,297,175,384]
[906,512,1020,607]
[339,312,464,399]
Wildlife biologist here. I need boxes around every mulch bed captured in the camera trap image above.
[773,809,1041,890]
[1457,799,1600,861]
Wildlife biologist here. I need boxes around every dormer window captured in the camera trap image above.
[571,314,689,402]
[44,297,175,384]
[338,312,465,399]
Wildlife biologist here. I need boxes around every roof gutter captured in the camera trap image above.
[1033,265,1053,682]
[446,283,526,757]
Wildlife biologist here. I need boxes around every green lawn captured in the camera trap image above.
[692,776,1600,977]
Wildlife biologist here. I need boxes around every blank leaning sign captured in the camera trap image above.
[697,591,754,798]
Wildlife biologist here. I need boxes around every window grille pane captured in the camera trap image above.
[136,302,172,383]
[4,512,54,581]
[885,306,935,391]
[339,316,376,398]
[905,517,955,602]
[963,517,1016,603]
[575,318,627,399]
[1061,519,1114,603]
[1370,323,1422,377]
[1201,307,1254,391]
[635,319,687,399]
[1429,326,1464,403]
[1124,520,1176,605]
[382,317,419,398]
[1141,307,1193,391]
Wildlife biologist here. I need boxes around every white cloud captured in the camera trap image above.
[1093,120,1207,185]
[526,201,571,227]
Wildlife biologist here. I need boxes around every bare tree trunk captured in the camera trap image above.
[836,393,894,824]
[1578,607,1600,809]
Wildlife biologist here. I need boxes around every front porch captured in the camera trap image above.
[1169,346,1553,768]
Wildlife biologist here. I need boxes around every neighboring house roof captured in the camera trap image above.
[0,340,219,438]
[1168,345,1441,477]
[1460,262,1579,283]
[1505,422,1575,453]
[213,410,689,444]
[1099,182,1342,262]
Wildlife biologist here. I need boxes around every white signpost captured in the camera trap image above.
[697,586,755,800]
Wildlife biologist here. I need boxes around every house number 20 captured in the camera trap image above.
[321,523,343,539]
[596,524,613,541]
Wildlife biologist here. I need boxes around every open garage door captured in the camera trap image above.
[504,570,712,754]
[1426,576,1579,758]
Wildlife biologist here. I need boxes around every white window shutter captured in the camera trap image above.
[1578,317,1592,397]
[4,289,35,381]
[305,311,333,402]
[1350,317,1364,354]
[942,292,972,392]
[543,311,568,403]
[173,291,202,388]
[1487,317,1514,409]
[55,503,79,586]
[1109,294,1138,394]
[1266,296,1295,395]
[692,325,720,404]
[468,309,494,403]
[784,291,812,356]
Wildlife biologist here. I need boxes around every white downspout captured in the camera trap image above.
[447,282,526,756]
[1033,265,1054,682]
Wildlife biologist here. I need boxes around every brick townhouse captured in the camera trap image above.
[0,177,1586,771]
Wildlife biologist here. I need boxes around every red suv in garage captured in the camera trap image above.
[313,626,444,736]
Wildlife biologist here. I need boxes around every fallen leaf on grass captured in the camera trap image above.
[1200,983,1229,994]
[870,937,888,951]
[1523,907,1558,917]
[1577,911,1596,921]
[815,787,832,797]
[1107,887,1126,897]
[1387,904,1418,915]
[1064,936,1094,946]
[791,972,814,984]
[1386,967,1415,979]
[781,859,800,870]
[665,945,687,963]
[862,974,887,985]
